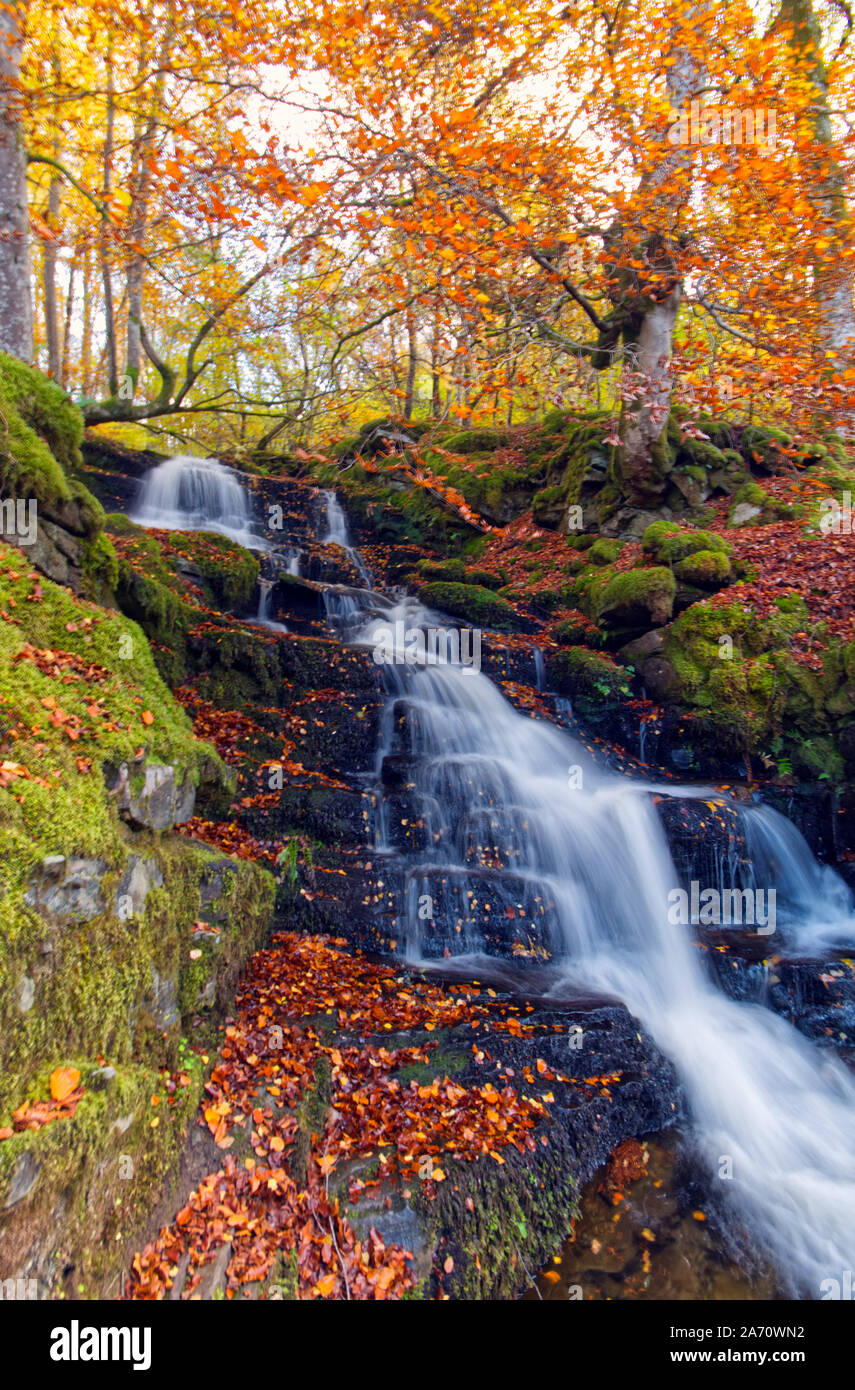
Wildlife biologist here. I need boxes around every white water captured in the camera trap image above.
[321,488,372,586]
[248,576,288,634]
[344,564,855,1296]
[133,454,265,551]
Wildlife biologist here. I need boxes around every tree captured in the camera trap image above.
[0,0,32,360]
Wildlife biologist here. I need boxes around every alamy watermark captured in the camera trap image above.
[820,493,855,534]
[0,497,37,546]
[668,101,777,148]
[372,621,481,673]
[668,880,776,934]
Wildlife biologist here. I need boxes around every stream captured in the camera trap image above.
[134,454,855,1298]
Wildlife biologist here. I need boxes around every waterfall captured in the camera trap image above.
[321,488,372,586]
[257,577,273,621]
[248,576,288,633]
[317,491,855,1297]
[133,454,265,550]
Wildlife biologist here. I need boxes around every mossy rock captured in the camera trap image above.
[545,647,631,704]
[417,558,467,582]
[553,612,601,646]
[463,567,505,590]
[740,424,794,473]
[159,531,260,610]
[588,538,622,566]
[443,428,511,454]
[0,352,84,488]
[532,483,570,528]
[673,549,731,588]
[676,437,728,470]
[595,566,676,629]
[642,520,731,564]
[419,581,519,631]
[0,358,108,598]
[728,480,796,527]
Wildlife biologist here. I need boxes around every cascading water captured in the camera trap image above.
[133,454,265,550]
[318,491,855,1297]
[321,488,372,587]
[248,576,288,634]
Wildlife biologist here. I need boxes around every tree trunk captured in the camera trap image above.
[42,36,62,379]
[61,254,75,388]
[125,1,175,393]
[0,0,33,361]
[616,27,705,502]
[779,0,855,353]
[404,297,417,418]
[43,160,61,380]
[100,38,119,396]
[81,239,93,396]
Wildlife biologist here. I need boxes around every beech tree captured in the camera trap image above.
[0,0,32,360]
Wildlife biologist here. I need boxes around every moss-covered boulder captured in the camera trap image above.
[740,424,794,473]
[0,356,115,598]
[728,479,796,527]
[642,520,731,565]
[673,549,731,588]
[588,537,623,566]
[545,647,631,704]
[419,581,520,631]
[416,558,467,582]
[595,566,676,629]
[443,428,510,454]
[553,612,601,647]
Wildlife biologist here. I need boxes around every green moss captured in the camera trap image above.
[594,566,676,627]
[642,520,730,564]
[0,353,84,485]
[545,647,630,704]
[160,531,260,610]
[678,437,727,470]
[673,549,731,587]
[741,424,793,469]
[419,581,519,631]
[728,479,796,526]
[532,483,569,526]
[417,558,467,582]
[463,567,505,589]
[587,538,622,566]
[443,428,510,454]
[553,613,601,646]
[80,530,119,597]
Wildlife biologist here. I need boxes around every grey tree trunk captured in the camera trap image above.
[43,162,61,380]
[0,0,33,361]
[42,40,62,380]
[617,27,704,502]
[126,1,175,393]
[779,0,855,352]
[100,39,118,396]
[404,297,417,417]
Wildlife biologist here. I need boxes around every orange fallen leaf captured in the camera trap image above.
[50,1067,81,1102]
